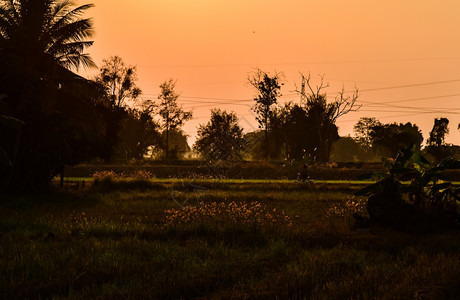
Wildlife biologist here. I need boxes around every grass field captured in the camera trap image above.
[1,179,459,299]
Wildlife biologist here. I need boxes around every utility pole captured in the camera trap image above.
[300,74,307,106]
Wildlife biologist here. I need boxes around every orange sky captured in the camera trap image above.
[80,0,460,145]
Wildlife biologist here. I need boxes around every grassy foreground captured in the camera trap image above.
[1,180,459,299]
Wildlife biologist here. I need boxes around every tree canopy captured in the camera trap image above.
[157,79,192,159]
[194,109,244,161]
[0,0,104,190]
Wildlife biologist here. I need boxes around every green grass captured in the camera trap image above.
[1,180,459,299]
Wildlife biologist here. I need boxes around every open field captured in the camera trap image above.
[1,180,459,299]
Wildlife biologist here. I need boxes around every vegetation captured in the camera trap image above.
[95,55,142,110]
[248,68,283,159]
[368,122,424,158]
[194,109,244,161]
[0,0,110,190]
[356,144,460,230]
[1,180,459,299]
[157,79,193,159]
[1,3,459,298]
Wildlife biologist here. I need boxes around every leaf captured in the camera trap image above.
[394,143,415,168]
[393,167,414,174]
[412,151,431,172]
[400,185,419,194]
[398,171,418,182]
[434,157,460,171]
[382,157,393,172]
[430,182,451,193]
[354,181,385,196]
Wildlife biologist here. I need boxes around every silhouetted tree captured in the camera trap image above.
[0,0,103,190]
[0,0,95,70]
[157,79,192,159]
[354,117,382,149]
[427,117,449,147]
[93,56,144,161]
[331,136,374,162]
[194,109,244,161]
[296,74,359,162]
[115,108,161,161]
[424,117,452,163]
[158,129,190,159]
[242,131,265,160]
[95,56,142,109]
[248,68,283,159]
[270,103,308,161]
[369,123,424,158]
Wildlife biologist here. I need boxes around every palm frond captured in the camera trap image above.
[51,17,94,43]
[58,51,95,71]
[49,3,94,32]
[47,40,93,55]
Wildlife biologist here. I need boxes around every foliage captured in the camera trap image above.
[0,0,95,70]
[356,144,460,230]
[194,109,244,161]
[247,81,358,162]
[157,79,192,159]
[353,117,382,149]
[248,68,283,159]
[248,69,283,131]
[114,108,161,161]
[0,0,109,191]
[427,117,449,147]
[368,122,423,158]
[425,117,451,163]
[331,136,375,162]
[242,130,266,160]
[295,74,359,162]
[156,129,190,160]
[1,183,459,299]
[94,56,142,109]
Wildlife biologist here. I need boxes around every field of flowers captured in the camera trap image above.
[1,179,459,299]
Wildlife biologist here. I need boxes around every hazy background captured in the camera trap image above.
[80,0,460,145]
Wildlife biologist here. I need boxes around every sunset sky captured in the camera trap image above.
[80,0,460,145]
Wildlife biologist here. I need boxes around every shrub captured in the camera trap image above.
[355,144,460,230]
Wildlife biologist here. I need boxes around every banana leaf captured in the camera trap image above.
[354,181,385,196]
[430,182,452,193]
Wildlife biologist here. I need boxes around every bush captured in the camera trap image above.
[355,145,460,231]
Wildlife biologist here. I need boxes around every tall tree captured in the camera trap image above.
[0,0,101,190]
[194,109,244,161]
[424,118,452,163]
[427,117,449,147]
[353,117,382,149]
[248,68,283,159]
[0,0,95,70]
[296,74,359,162]
[95,56,142,109]
[115,108,161,161]
[369,122,424,158]
[157,79,192,159]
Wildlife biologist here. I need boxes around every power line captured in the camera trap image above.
[136,57,460,69]
[357,79,460,92]
[361,93,460,105]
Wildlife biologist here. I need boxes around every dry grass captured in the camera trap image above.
[1,180,459,299]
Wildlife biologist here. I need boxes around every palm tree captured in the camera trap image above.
[0,0,97,191]
[0,0,95,71]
